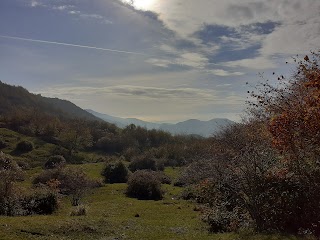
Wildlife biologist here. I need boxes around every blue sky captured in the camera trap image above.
[0,0,319,122]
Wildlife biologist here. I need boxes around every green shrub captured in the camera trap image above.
[0,189,23,216]
[51,146,69,159]
[44,155,66,169]
[249,170,320,235]
[15,140,34,152]
[155,159,166,171]
[102,161,129,183]
[68,153,86,164]
[126,170,163,200]
[0,152,25,216]
[17,160,30,170]
[155,172,172,184]
[180,185,199,200]
[21,188,59,215]
[202,206,251,233]
[0,139,7,149]
[33,167,101,206]
[33,169,62,186]
[195,165,320,235]
[128,154,157,172]
[122,147,140,162]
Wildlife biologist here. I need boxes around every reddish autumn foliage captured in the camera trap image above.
[250,51,320,164]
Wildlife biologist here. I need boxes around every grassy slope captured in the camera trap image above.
[0,128,56,167]
[0,128,105,167]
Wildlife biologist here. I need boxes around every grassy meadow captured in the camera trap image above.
[0,163,301,240]
[0,128,307,239]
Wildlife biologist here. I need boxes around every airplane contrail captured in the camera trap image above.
[0,35,147,56]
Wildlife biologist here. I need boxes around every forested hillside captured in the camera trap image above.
[0,81,98,121]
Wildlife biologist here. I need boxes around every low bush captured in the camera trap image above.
[17,160,30,170]
[122,147,140,162]
[33,167,100,206]
[15,140,34,152]
[155,172,172,184]
[68,153,86,164]
[44,155,66,169]
[126,170,163,200]
[0,139,7,149]
[102,161,129,183]
[250,170,320,235]
[21,188,59,215]
[0,153,58,216]
[0,189,23,216]
[70,205,88,216]
[128,154,157,172]
[180,185,199,200]
[0,152,25,216]
[202,206,251,233]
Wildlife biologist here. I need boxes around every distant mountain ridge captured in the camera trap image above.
[86,109,234,137]
[0,80,234,136]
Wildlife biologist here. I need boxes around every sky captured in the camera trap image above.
[0,0,319,123]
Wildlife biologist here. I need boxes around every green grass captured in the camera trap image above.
[0,128,56,167]
[0,163,304,240]
[0,129,307,239]
[164,166,182,180]
[0,183,302,240]
[0,128,107,167]
[69,162,105,180]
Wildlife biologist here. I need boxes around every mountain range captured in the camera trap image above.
[0,81,234,137]
[86,109,234,137]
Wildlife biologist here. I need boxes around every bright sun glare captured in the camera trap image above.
[122,0,156,10]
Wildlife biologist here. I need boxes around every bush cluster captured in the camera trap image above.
[33,167,101,206]
[44,155,66,169]
[102,160,129,184]
[128,154,157,172]
[0,152,58,216]
[179,120,320,235]
[15,140,34,152]
[0,139,7,149]
[126,170,163,200]
[21,188,59,215]
[154,171,171,184]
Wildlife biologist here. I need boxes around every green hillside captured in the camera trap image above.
[0,81,99,121]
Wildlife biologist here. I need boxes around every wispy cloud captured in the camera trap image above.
[223,56,276,70]
[206,69,245,76]
[52,5,74,11]
[146,55,244,76]
[37,85,219,101]
[29,0,113,25]
[67,10,113,24]
[30,0,43,7]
